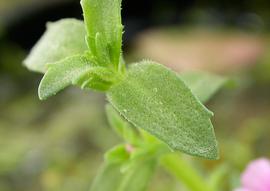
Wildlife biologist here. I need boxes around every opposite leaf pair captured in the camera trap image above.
[25,0,124,98]
[24,0,225,159]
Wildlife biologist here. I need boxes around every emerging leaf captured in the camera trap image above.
[181,71,226,103]
[74,67,118,91]
[38,55,92,100]
[105,145,130,164]
[81,0,123,70]
[24,19,88,73]
[107,61,219,159]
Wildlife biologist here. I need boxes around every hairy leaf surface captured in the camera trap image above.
[74,67,118,91]
[107,61,218,159]
[181,71,226,103]
[24,19,87,73]
[38,55,91,100]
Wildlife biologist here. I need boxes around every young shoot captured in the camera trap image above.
[24,0,226,190]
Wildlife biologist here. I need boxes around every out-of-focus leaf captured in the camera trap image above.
[106,104,138,143]
[105,145,130,163]
[90,156,157,191]
[181,71,226,103]
[24,19,88,73]
[90,162,124,191]
[107,61,218,159]
[81,0,123,69]
[38,55,91,100]
[208,164,229,191]
[117,158,157,191]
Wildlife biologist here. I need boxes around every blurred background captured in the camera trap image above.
[0,0,270,190]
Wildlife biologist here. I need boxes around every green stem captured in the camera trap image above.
[161,153,213,191]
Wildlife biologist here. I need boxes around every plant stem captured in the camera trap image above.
[161,153,213,191]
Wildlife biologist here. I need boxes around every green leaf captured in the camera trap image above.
[81,0,123,70]
[105,145,130,164]
[90,162,124,191]
[24,19,88,73]
[74,67,118,91]
[117,158,157,191]
[90,156,157,191]
[38,55,92,100]
[107,61,218,159]
[181,71,226,103]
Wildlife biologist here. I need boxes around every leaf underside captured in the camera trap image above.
[107,61,219,159]
[23,19,88,73]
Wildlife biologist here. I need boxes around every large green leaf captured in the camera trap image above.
[107,61,218,159]
[38,55,91,100]
[181,71,226,103]
[24,19,88,73]
[81,0,123,69]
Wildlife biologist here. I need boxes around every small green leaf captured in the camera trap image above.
[24,19,88,73]
[117,158,157,191]
[181,71,226,103]
[90,155,157,191]
[90,162,124,191]
[74,67,118,91]
[107,61,218,159]
[208,164,228,190]
[105,145,130,163]
[38,55,92,100]
[81,0,123,70]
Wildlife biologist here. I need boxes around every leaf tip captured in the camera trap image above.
[38,75,55,101]
[38,85,48,101]
[203,142,220,160]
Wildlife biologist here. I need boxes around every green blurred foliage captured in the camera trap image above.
[0,91,120,191]
[0,43,26,77]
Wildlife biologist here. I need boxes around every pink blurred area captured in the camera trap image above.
[133,29,266,73]
[236,158,270,191]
